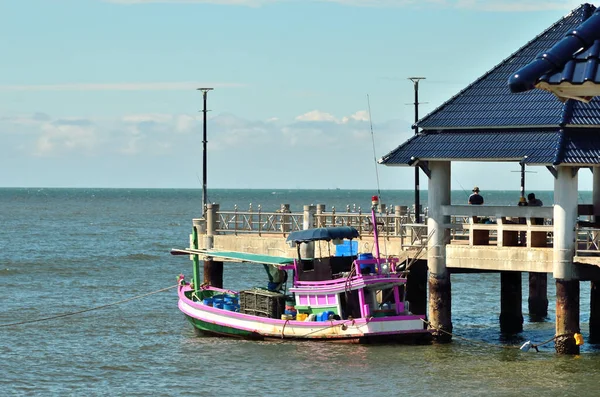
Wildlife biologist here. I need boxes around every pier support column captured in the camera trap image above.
[406,259,427,315]
[204,203,223,288]
[553,167,580,354]
[500,271,523,333]
[555,280,580,354]
[590,169,600,344]
[593,167,600,219]
[590,281,600,344]
[528,272,548,320]
[427,161,452,342]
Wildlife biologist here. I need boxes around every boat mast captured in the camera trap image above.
[198,87,214,217]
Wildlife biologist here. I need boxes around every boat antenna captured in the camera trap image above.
[367,94,382,200]
[198,87,214,217]
[367,95,388,257]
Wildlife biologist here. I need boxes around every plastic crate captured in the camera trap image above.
[239,289,285,319]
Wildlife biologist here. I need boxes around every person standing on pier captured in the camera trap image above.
[527,193,543,207]
[468,186,484,205]
[528,192,544,225]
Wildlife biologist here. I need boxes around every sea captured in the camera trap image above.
[2,188,600,396]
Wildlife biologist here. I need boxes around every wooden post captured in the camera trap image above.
[553,167,580,354]
[499,271,523,333]
[427,161,452,342]
[204,203,223,288]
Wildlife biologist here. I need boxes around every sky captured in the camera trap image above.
[0,0,595,190]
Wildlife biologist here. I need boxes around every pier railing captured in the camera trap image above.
[205,203,600,255]
[212,204,429,249]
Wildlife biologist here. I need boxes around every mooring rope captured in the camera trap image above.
[299,318,356,338]
[0,284,178,328]
[421,318,580,351]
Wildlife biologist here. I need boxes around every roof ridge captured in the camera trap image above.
[417,4,589,129]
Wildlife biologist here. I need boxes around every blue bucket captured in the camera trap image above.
[202,298,213,306]
[224,296,238,305]
[223,303,236,311]
[213,297,224,309]
[318,311,334,321]
[358,253,374,261]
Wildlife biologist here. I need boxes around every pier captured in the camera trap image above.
[188,195,600,353]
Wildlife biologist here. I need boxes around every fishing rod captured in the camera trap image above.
[455,177,469,199]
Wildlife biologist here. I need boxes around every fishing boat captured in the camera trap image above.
[171,195,431,343]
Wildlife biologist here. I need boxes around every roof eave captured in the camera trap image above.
[536,81,598,103]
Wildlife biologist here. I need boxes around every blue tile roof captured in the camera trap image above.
[509,4,600,101]
[418,4,590,129]
[561,128,600,164]
[382,3,600,167]
[379,130,562,165]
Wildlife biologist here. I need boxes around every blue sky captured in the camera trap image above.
[0,0,593,190]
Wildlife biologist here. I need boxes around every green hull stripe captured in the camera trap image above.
[186,315,254,337]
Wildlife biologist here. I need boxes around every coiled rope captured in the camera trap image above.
[0,284,178,328]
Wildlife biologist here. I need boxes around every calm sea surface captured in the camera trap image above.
[2,188,600,396]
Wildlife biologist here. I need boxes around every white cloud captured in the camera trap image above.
[0,109,415,188]
[0,82,245,92]
[35,119,97,156]
[342,110,370,123]
[102,0,580,11]
[122,113,174,123]
[295,110,338,123]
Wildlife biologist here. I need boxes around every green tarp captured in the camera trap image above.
[172,248,294,266]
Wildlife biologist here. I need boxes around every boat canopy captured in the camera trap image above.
[171,248,295,266]
[286,226,359,244]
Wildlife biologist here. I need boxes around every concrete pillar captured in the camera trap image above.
[427,161,452,342]
[593,167,600,220]
[528,272,548,320]
[301,205,316,259]
[553,167,580,354]
[204,203,223,288]
[499,271,523,333]
[590,281,600,344]
[555,280,580,354]
[280,204,291,233]
[591,168,600,344]
[316,204,326,227]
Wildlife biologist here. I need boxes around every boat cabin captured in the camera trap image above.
[286,226,408,321]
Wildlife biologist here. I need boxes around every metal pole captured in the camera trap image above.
[198,87,213,217]
[520,162,525,199]
[408,77,425,223]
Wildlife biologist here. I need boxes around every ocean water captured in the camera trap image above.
[2,188,600,396]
